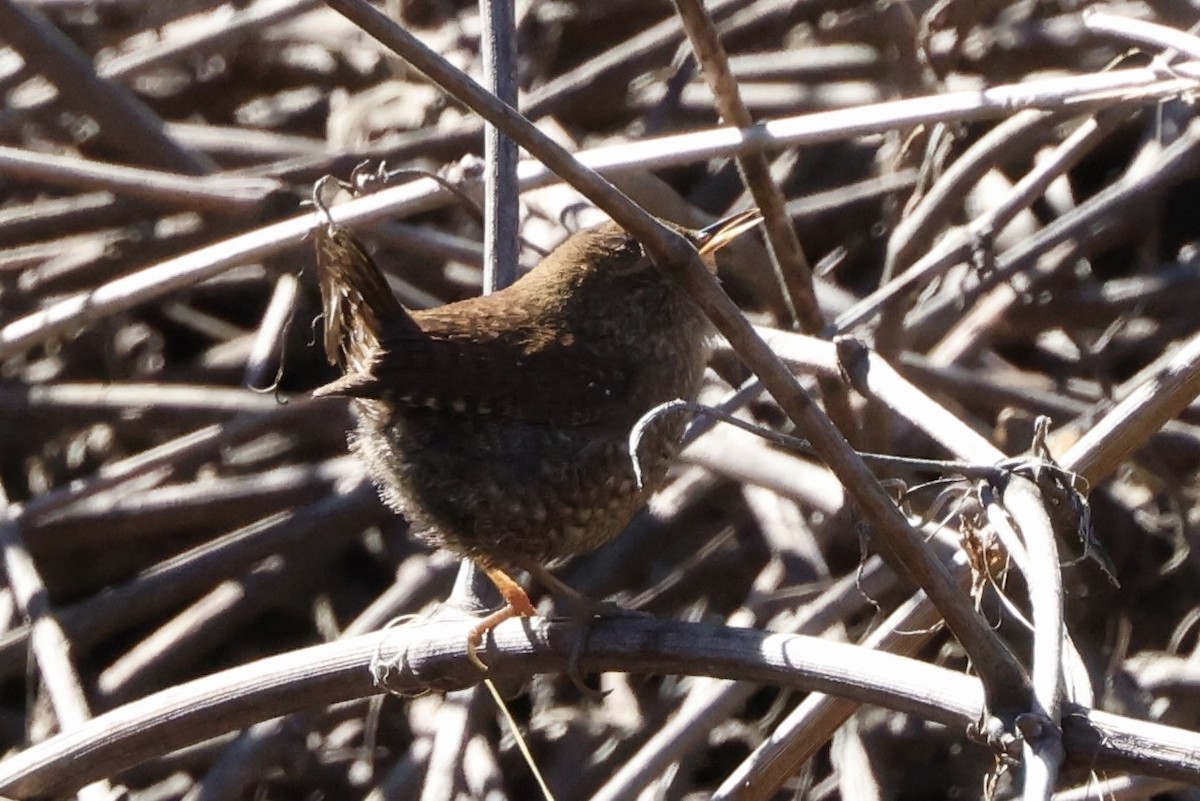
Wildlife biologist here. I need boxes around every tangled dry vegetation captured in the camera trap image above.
[6,0,1200,798]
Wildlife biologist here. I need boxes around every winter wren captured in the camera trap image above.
[313,208,762,665]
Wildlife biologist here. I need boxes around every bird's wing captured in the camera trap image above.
[312,223,630,425]
[331,302,629,426]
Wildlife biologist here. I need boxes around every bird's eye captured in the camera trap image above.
[612,238,648,274]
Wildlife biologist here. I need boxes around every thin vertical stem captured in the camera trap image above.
[480,0,520,294]
[450,0,522,612]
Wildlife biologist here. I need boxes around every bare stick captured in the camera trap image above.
[479,0,520,293]
[0,146,281,215]
[1,618,1198,798]
[673,0,817,328]
[672,0,858,442]
[1,67,1193,362]
[0,0,213,174]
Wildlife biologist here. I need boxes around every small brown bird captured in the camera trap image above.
[313,207,761,666]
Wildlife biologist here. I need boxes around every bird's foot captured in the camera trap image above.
[464,565,538,671]
[517,565,654,698]
[562,603,656,701]
[523,562,650,621]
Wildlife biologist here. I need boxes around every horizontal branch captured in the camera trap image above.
[1,65,1194,361]
[0,617,1196,796]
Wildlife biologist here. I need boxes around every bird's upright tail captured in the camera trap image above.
[313,224,416,379]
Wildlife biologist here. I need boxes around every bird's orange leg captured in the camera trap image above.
[466,564,537,670]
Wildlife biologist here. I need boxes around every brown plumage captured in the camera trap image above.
[313,210,761,666]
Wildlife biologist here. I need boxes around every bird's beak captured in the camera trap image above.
[696,208,764,257]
